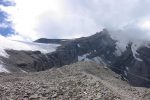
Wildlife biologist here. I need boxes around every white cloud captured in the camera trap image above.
[2,0,67,40]
[2,0,150,41]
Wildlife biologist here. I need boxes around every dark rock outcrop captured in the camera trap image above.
[1,50,52,72]
[46,29,117,67]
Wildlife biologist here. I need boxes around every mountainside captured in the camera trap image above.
[0,29,150,87]
[112,43,150,87]
[0,61,150,100]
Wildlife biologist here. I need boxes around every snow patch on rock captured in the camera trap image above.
[109,29,147,61]
[131,44,143,61]
[0,65,9,73]
[78,53,90,61]
[92,57,106,66]
[77,44,81,47]
[0,48,9,58]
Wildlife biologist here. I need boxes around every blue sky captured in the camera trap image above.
[0,0,15,6]
[0,0,15,36]
[1,0,150,41]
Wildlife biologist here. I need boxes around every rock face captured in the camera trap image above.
[1,29,150,87]
[1,50,52,72]
[113,44,150,87]
[45,29,117,67]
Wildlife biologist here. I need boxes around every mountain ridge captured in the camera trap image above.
[0,29,150,87]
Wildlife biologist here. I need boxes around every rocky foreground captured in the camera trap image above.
[0,62,150,100]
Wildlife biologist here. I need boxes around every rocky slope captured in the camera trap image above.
[0,61,150,100]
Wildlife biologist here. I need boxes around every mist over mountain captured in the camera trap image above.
[0,29,150,87]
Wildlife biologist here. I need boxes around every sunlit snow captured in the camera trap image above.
[0,65,9,73]
[0,35,61,58]
[78,53,90,61]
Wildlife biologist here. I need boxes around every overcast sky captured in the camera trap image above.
[1,0,150,41]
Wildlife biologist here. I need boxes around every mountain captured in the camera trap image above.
[0,29,150,87]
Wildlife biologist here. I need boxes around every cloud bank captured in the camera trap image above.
[2,0,150,41]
